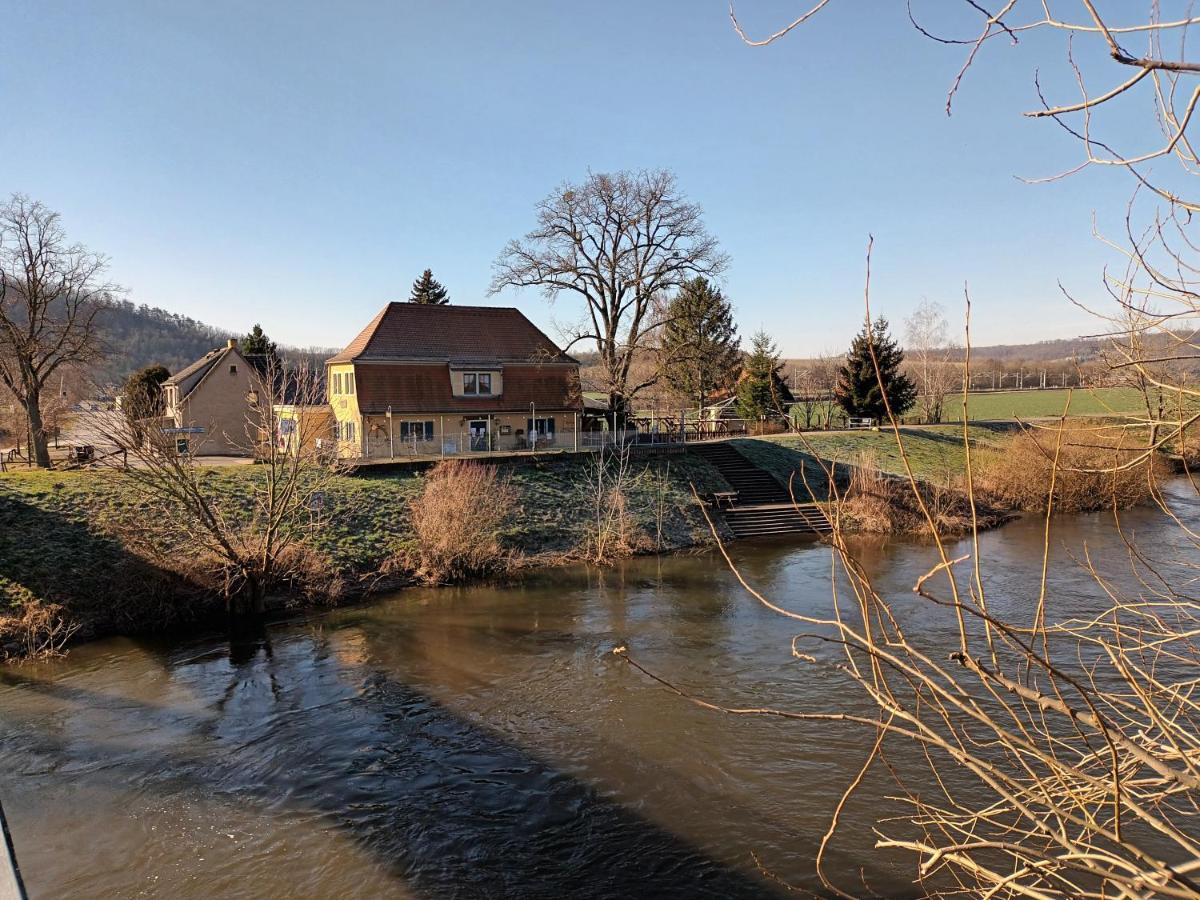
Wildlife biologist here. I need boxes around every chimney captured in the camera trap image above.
[227,338,238,350]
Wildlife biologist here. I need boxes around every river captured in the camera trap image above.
[2,482,1197,898]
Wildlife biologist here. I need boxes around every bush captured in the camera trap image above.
[0,600,79,662]
[407,460,517,583]
[976,429,1165,512]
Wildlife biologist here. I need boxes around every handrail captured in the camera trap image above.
[0,796,27,900]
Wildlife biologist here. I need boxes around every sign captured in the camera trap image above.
[309,491,326,512]
[161,426,205,434]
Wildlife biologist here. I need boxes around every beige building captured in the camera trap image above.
[162,339,269,456]
[326,303,582,459]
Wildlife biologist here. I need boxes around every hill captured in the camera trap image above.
[93,301,337,387]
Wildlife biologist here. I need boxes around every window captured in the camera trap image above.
[333,373,342,395]
[229,364,238,375]
[527,417,555,437]
[338,420,356,443]
[399,421,435,441]
[462,372,493,396]
[347,373,355,394]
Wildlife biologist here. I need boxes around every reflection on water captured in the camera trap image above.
[1,484,1195,898]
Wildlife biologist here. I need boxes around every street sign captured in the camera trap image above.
[161,427,205,434]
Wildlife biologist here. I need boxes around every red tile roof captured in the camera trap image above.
[327,303,576,365]
[355,364,581,414]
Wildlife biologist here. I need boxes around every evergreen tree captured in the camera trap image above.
[659,277,741,413]
[120,364,170,427]
[408,269,450,305]
[835,317,917,421]
[736,330,794,425]
[243,323,280,366]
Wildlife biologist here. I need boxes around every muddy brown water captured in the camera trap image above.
[2,481,1197,899]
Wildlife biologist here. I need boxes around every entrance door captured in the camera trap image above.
[469,419,489,451]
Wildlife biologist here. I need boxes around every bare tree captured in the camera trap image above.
[98,359,342,614]
[792,353,840,430]
[490,169,727,422]
[0,195,112,467]
[905,299,958,424]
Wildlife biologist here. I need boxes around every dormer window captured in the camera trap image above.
[463,372,492,396]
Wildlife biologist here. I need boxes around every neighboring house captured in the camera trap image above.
[162,339,269,456]
[326,303,582,459]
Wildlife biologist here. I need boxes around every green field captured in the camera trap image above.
[945,387,1149,422]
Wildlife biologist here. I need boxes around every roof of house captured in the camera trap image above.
[165,343,275,401]
[327,303,577,365]
[163,346,229,388]
[353,363,581,414]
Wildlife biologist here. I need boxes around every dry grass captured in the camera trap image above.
[976,428,1165,513]
[837,451,1000,536]
[407,460,518,583]
[0,600,80,662]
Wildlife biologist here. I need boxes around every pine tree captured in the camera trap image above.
[835,317,917,421]
[736,330,794,425]
[242,324,282,369]
[659,277,741,413]
[408,269,450,305]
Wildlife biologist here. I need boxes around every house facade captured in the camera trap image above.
[162,339,269,456]
[326,303,582,459]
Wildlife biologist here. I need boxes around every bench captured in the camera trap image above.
[709,490,738,509]
[847,417,875,430]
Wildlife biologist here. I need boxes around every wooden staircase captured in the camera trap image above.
[689,442,831,539]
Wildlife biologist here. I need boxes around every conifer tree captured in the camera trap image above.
[243,323,281,367]
[736,330,794,425]
[835,317,917,421]
[408,269,450,305]
[659,277,741,414]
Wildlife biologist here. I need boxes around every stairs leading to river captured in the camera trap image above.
[689,441,831,539]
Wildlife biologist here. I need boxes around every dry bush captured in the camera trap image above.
[583,442,654,563]
[837,452,992,536]
[408,460,517,583]
[977,429,1165,513]
[273,543,344,605]
[0,600,80,662]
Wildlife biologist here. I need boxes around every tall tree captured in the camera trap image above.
[736,330,793,426]
[0,195,112,467]
[408,269,450,305]
[491,169,727,422]
[904,299,957,424]
[243,323,280,365]
[835,317,916,422]
[659,277,741,415]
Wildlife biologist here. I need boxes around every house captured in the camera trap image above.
[325,303,581,459]
[162,338,269,456]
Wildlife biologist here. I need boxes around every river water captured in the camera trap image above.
[2,482,1197,899]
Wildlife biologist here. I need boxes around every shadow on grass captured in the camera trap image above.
[0,491,203,637]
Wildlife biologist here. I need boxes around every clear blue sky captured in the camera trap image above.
[3,1,1140,356]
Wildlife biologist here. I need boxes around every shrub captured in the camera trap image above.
[407,460,517,583]
[0,600,80,662]
[976,429,1165,512]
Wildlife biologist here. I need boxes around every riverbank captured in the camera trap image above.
[0,425,1170,661]
[0,452,731,659]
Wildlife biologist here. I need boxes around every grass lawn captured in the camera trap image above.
[946,387,1149,422]
[733,425,1014,495]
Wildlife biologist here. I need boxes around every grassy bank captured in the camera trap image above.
[0,452,729,656]
[947,387,1148,422]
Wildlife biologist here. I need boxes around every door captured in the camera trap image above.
[469,419,489,451]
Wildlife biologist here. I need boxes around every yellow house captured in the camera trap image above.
[326,303,582,459]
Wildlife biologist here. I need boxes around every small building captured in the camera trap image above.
[162,338,269,456]
[325,303,582,459]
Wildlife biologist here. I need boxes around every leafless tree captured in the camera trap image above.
[0,195,112,467]
[98,359,342,614]
[905,299,959,424]
[491,169,728,422]
[792,353,840,430]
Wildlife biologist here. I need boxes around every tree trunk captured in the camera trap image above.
[24,388,51,468]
